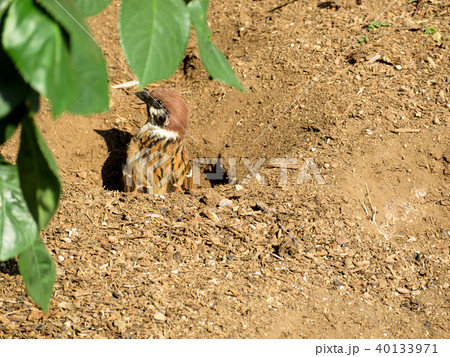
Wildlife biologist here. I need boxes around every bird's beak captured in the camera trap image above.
[135,90,150,103]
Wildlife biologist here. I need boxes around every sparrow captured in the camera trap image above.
[122,88,192,194]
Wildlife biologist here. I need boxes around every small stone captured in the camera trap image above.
[397,287,410,294]
[235,184,244,191]
[58,255,64,262]
[432,117,440,125]
[108,236,118,244]
[218,198,233,207]
[336,236,349,245]
[200,191,224,207]
[154,312,166,321]
[58,302,73,310]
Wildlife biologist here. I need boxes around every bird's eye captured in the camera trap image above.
[155,99,162,106]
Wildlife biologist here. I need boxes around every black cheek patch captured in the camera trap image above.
[150,106,170,127]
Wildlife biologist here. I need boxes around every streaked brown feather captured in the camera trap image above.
[123,136,191,194]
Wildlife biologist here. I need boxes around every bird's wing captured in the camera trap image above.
[169,141,192,192]
[123,135,191,194]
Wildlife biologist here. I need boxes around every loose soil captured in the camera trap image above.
[0,0,449,339]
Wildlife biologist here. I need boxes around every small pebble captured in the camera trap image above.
[108,236,118,243]
[154,312,166,321]
[218,198,233,207]
[397,287,410,294]
[58,255,64,262]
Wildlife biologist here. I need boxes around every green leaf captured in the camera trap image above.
[188,0,245,92]
[40,0,109,114]
[0,42,29,119]
[17,115,61,230]
[0,102,24,145]
[119,0,190,84]
[2,0,77,117]
[0,162,38,261]
[18,235,55,312]
[0,0,12,18]
[0,86,39,151]
[75,0,112,17]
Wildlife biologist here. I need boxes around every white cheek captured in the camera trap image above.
[152,127,178,140]
[136,123,178,141]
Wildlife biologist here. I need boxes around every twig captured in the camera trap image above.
[111,80,139,89]
[361,199,370,218]
[362,184,389,240]
[365,183,377,222]
[391,128,420,134]
[269,251,285,261]
[268,0,299,13]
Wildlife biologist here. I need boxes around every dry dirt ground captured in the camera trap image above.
[0,0,449,339]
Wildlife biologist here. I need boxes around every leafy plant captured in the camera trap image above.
[424,25,437,35]
[0,0,244,311]
[357,35,368,44]
[366,21,390,31]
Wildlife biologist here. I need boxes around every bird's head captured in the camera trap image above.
[135,88,189,139]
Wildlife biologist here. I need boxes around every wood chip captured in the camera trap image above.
[27,310,44,322]
[226,288,240,297]
[354,260,370,267]
[367,53,381,64]
[391,128,420,133]
[0,314,10,325]
[202,209,220,223]
[397,287,411,294]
